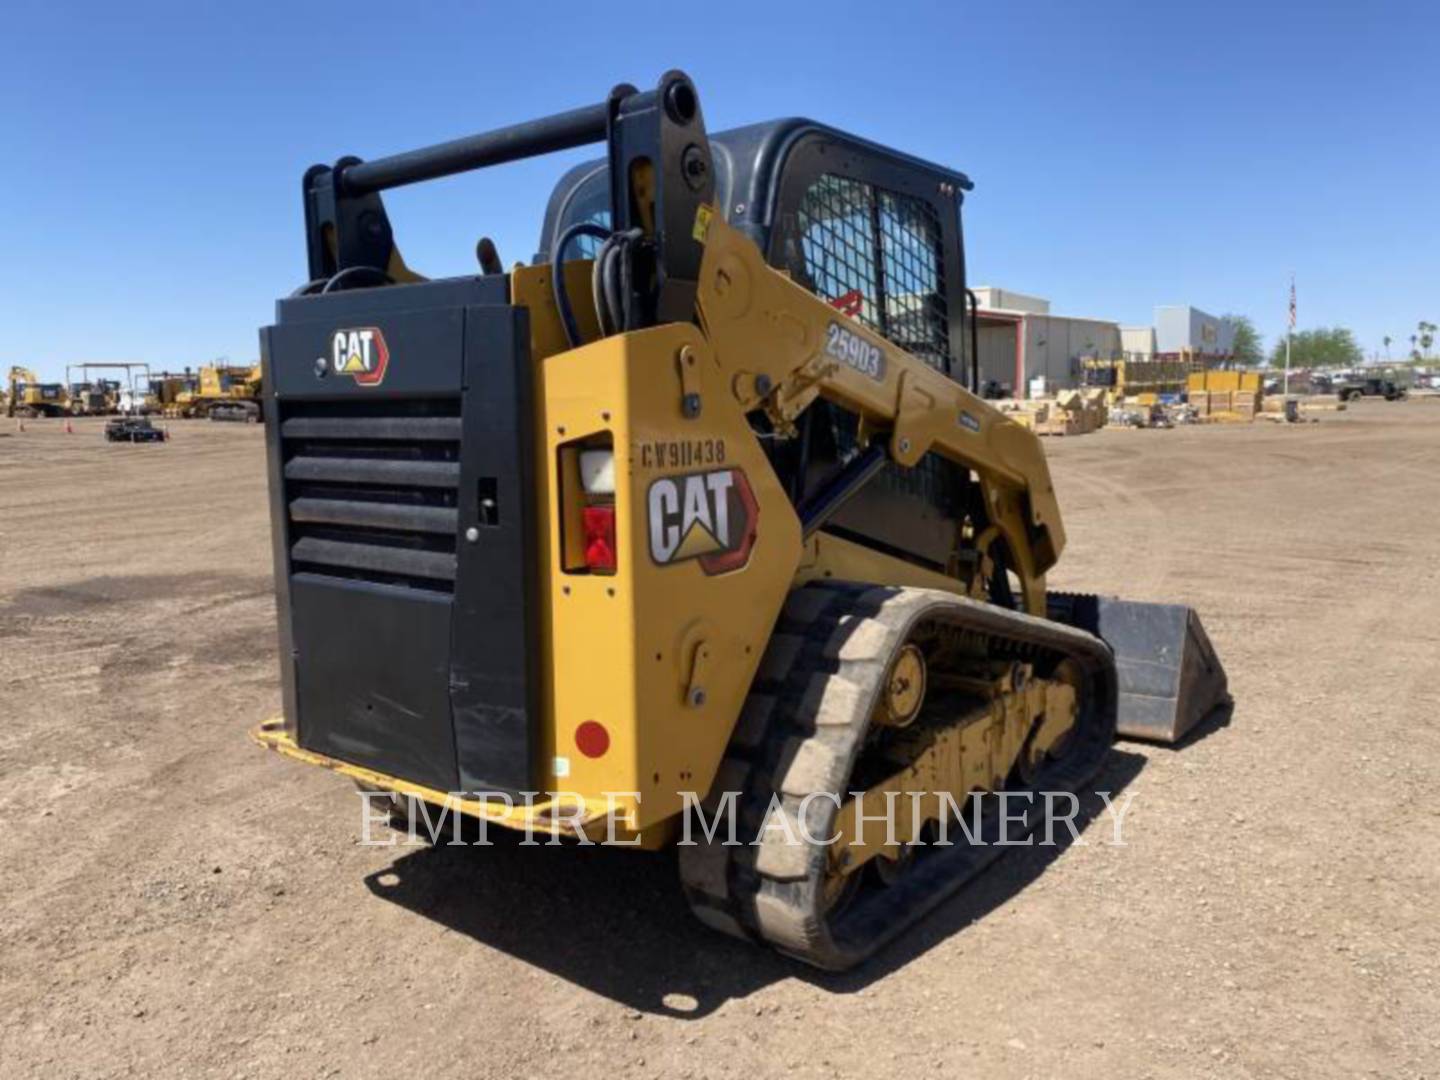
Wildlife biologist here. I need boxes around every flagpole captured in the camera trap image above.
[1284,272,1294,397]
[1290,334,1301,403]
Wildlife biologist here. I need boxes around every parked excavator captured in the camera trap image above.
[7,366,71,418]
[252,72,1228,970]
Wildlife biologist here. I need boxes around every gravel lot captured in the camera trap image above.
[2,401,1437,1079]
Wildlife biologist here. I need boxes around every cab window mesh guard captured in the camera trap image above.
[797,174,951,373]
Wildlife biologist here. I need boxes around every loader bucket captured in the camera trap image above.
[1048,593,1230,744]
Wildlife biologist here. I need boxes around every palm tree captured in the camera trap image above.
[1383,335,1392,360]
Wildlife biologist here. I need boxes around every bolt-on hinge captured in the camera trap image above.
[685,639,710,708]
[678,344,702,419]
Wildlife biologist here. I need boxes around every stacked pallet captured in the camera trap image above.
[1033,390,1106,436]
[995,391,1110,437]
[1187,371,1263,422]
[1035,403,1084,437]
[1080,388,1110,428]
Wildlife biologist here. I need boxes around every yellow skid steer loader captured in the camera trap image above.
[253,72,1227,970]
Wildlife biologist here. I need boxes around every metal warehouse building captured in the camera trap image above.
[972,292,1237,397]
[1152,305,1236,359]
[971,287,1122,398]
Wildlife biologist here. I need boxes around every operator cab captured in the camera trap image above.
[539,119,971,378]
[539,121,978,569]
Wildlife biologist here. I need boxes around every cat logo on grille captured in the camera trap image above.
[330,327,389,386]
[647,467,759,575]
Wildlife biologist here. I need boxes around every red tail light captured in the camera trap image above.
[582,505,617,573]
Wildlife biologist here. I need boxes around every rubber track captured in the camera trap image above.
[679,582,1118,971]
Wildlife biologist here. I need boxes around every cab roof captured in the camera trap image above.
[536,117,972,264]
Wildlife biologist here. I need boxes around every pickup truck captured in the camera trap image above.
[1335,377,1407,402]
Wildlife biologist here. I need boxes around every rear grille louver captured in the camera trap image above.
[280,400,462,593]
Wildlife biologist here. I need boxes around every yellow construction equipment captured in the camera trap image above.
[7,366,71,418]
[66,381,120,415]
[65,363,154,416]
[176,362,263,421]
[147,370,198,415]
[251,73,1228,970]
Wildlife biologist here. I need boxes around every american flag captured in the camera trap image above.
[1288,275,1296,329]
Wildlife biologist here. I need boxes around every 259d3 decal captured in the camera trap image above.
[648,467,759,575]
[825,321,885,380]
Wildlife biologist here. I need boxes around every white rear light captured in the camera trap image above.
[579,449,615,495]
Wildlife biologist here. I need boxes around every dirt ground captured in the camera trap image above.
[2,401,1437,1079]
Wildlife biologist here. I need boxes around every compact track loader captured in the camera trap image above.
[253,72,1227,970]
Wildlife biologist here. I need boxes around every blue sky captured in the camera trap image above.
[4,0,1435,379]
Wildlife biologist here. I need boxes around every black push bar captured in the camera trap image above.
[338,100,616,196]
[304,71,714,326]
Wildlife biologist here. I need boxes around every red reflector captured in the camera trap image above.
[575,720,609,759]
[582,504,617,572]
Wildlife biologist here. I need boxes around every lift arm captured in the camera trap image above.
[693,213,1065,614]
